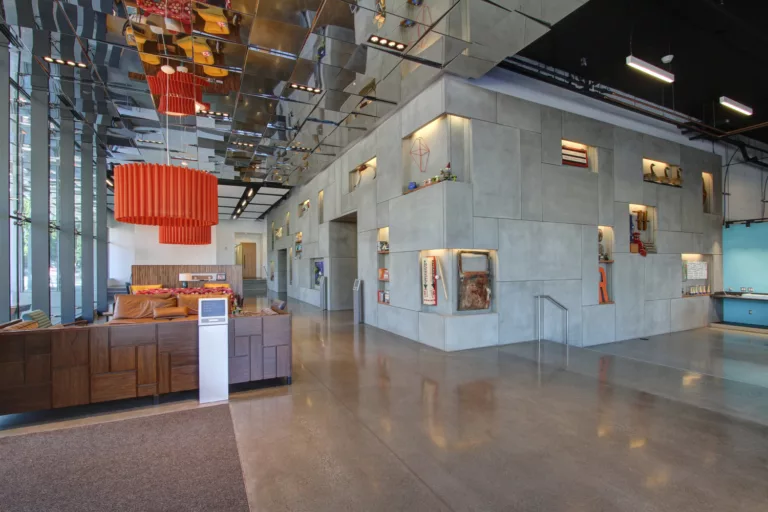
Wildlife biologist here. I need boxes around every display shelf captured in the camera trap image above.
[642,158,682,188]
[599,259,614,264]
[378,251,390,254]
[597,301,615,305]
[378,278,389,282]
[683,294,711,298]
[377,300,390,305]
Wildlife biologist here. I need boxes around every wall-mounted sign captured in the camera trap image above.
[422,256,437,306]
[685,261,708,281]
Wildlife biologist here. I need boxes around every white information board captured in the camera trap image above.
[685,261,708,280]
[198,298,229,404]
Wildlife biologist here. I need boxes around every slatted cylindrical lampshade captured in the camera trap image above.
[159,225,212,245]
[146,70,209,116]
[113,163,218,227]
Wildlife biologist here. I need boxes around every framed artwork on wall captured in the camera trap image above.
[457,251,491,311]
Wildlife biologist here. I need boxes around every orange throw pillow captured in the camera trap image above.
[153,306,189,319]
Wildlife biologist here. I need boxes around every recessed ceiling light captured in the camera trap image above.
[66,60,76,66]
[719,96,753,116]
[388,41,396,47]
[290,83,299,88]
[161,64,175,74]
[43,56,54,63]
[55,59,65,65]
[223,112,229,117]
[625,55,674,83]
[379,38,388,45]
[241,199,247,206]
[76,62,87,68]
[370,36,379,43]
[248,188,254,197]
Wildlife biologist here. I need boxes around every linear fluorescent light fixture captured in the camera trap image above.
[719,96,753,116]
[288,83,322,94]
[626,55,674,83]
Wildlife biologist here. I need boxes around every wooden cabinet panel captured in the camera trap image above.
[158,352,171,394]
[0,384,50,415]
[250,335,263,381]
[137,345,157,386]
[263,346,277,379]
[91,371,137,403]
[228,330,234,358]
[90,327,110,374]
[110,346,136,372]
[171,349,197,368]
[229,356,249,384]
[51,330,88,368]
[0,362,24,388]
[110,323,156,347]
[137,383,157,397]
[263,315,291,347]
[234,316,262,337]
[277,345,291,378]
[52,366,89,408]
[157,322,197,353]
[0,337,25,363]
[25,334,51,356]
[234,336,249,357]
[25,354,51,385]
[170,365,198,392]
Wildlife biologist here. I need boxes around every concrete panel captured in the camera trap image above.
[582,225,599,306]
[389,251,421,312]
[520,130,543,221]
[443,182,474,248]
[656,231,698,254]
[581,304,616,347]
[643,134,680,165]
[444,77,496,123]
[377,304,419,341]
[642,182,658,207]
[657,186,682,232]
[541,164,598,225]
[540,279,582,345]
[711,254,723,293]
[318,223,329,256]
[541,106,562,165]
[473,217,499,250]
[702,214,723,255]
[497,94,541,133]
[445,314,499,351]
[613,202,630,253]
[401,79,444,138]
[645,299,671,336]
[419,313,445,350]
[613,253,645,341]
[329,221,358,257]
[670,297,710,332]
[470,120,521,219]
[358,229,379,326]
[562,111,613,149]
[357,184,377,233]
[645,254,682,300]
[498,281,539,344]
[498,220,582,281]
[613,127,644,204]
[389,182,444,252]
[377,201,390,229]
[597,148,614,226]
[328,257,357,310]
[376,113,404,203]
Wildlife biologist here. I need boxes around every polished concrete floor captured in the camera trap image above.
[4,299,768,511]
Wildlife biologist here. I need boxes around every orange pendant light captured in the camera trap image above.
[114,163,218,227]
[146,69,210,116]
[159,225,212,245]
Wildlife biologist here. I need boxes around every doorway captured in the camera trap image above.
[235,242,258,279]
[328,212,358,310]
[277,249,288,294]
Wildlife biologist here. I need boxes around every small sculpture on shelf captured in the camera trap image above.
[377,240,389,253]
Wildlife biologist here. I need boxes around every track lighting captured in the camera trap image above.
[233,141,254,148]
[137,138,164,145]
[625,55,674,83]
[44,56,89,68]
[247,188,254,197]
[288,83,322,95]
[367,35,407,52]
[719,96,753,116]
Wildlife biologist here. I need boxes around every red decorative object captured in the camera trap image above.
[562,145,589,167]
[410,137,430,172]
[159,225,211,245]
[146,70,209,116]
[114,163,218,227]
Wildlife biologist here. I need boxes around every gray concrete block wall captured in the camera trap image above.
[266,75,724,351]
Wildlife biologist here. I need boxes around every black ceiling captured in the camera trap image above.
[519,0,768,145]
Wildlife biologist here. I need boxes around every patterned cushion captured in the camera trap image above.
[21,310,52,329]
[130,284,162,294]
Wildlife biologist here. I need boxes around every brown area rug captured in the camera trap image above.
[0,405,249,512]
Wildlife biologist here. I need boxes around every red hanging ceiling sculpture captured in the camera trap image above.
[159,225,212,245]
[146,69,209,116]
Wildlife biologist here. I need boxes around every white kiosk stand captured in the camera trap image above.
[198,297,229,404]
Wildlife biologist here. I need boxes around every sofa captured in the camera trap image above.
[108,292,233,325]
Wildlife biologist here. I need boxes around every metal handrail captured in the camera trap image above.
[534,295,569,366]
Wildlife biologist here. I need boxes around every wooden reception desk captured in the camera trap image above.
[132,265,244,297]
[0,314,291,416]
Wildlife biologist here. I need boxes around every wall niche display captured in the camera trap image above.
[378,227,390,304]
[294,232,302,259]
[422,256,438,306]
[299,199,310,217]
[598,226,614,305]
[628,204,657,256]
[311,259,324,289]
[561,140,598,172]
[402,115,467,192]
[457,251,492,311]
[702,172,714,213]
[682,254,712,296]
[643,158,682,188]
[348,157,377,190]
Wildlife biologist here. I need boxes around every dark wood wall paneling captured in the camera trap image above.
[132,265,244,297]
[0,315,290,415]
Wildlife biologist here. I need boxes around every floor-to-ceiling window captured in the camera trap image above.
[49,99,61,321]
[74,127,83,317]
[9,47,33,319]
